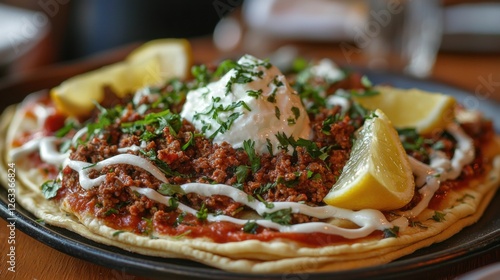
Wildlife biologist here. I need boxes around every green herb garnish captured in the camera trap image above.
[242,221,259,234]
[157,183,185,196]
[196,204,209,220]
[41,179,61,199]
[243,140,261,173]
[262,208,292,225]
[383,226,400,238]
[430,211,446,222]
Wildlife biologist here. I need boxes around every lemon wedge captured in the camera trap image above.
[354,86,456,134]
[51,39,192,117]
[323,109,414,210]
[126,38,192,83]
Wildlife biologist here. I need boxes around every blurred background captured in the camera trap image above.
[0,0,499,80]
[0,0,226,76]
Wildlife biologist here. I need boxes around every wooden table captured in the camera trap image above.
[0,37,499,280]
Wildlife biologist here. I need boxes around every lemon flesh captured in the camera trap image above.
[354,86,456,135]
[323,109,415,211]
[51,39,192,117]
[126,38,192,83]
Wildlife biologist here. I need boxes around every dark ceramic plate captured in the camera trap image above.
[1,70,499,280]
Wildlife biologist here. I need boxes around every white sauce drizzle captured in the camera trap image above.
[61,151,394,238]
[72,127,88,146]
[10,137,42,161]
[39,137,70,166]
[400,123,475,217]
[33,104,55,128]
[437,122,475,181]
[117,142,146,153]
[131,186,392,238]
[132,87,160,106]
[68,154,169,190]
[11,136,70,166]
[403,157,441,217]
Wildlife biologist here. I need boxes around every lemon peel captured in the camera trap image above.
[51,39,192,117]
[354,86,456,135]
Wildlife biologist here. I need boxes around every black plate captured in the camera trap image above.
[1,70,499,280]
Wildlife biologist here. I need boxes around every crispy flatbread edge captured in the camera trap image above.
[1,103,499,273]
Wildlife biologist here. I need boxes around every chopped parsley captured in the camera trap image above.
[253,182,277,195]
[233,140,260,190]
[277,173,301,188]
[196,204,209,221]
[275,132,329,160]
[348,102,369,120]
[140,149,181,177]
[213,59,238,77]
[168,197,179,210]
[267,89,277,103]
[291,106,301,120]
[409,220,428,229]
[242,221,259,234]
[247,89,262,99]
[86,103,123,141]
[157,183,185,196]
[104,208,119,216]
[348,88,380,98]
[430,211,446,222]
[41,179,61,199]
[141,217,153,234]
[174,212,186,227]
[191,64,211,86]
[194,99,251,139]
[321,113,342,135]
[360,75,373,87]
[383,226,400,238]
[256,194,274,209]
[262,208,292,225]
[181,131,195,150]
[55,121,76,138]
[397,128,432,161]
[243,140,261,173]
[274,106,281,120]
[58,140,72,153]
[121,109,182,140]
[112,230,126,237]
[173,230,192,240]
[291,57,309,73]
[235,165,251,185]
[222,57,270,95]
[456,194,475,203]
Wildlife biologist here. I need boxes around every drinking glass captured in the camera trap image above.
[356,0,443,77]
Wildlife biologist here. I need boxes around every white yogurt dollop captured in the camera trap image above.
[181,55,311,154]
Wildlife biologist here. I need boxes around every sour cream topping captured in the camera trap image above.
[180,55,311,154]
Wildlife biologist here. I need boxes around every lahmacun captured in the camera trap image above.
[1,43,499,273]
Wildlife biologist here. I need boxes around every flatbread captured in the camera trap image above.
[1,83,499,273]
